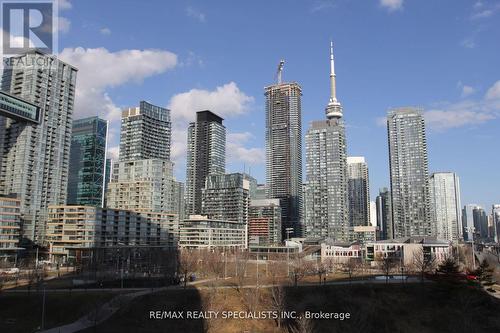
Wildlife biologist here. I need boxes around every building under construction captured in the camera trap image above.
[264,60,304,238]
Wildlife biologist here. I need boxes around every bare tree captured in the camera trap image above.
[324,258,336,275]
[313,260,328,285]
[269,285,286,329]
[206,250,225,281]
[289,257,308,287]
[268,253,286,284]
[290,314,315,333]
[243,286,261,313]
[201,283,223,333]
[411,247,436,283]
[376,253,396,284]
[344,258,361,284]
[234,251,249,291]
[178,249,199,288]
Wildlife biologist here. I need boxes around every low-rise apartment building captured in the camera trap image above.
[0,196,22,258]
[179,215,246,249]
[248,199,282,246]
[46,206,178,261]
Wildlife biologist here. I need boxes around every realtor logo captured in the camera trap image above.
[1,0,57,55]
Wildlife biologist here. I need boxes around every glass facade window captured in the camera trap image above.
[67,117,108,207]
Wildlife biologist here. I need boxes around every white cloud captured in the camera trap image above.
[100,27,112,36]
[425,81,500,130]
[186,6,206,22]
[470,2,500,19]
[311,1,336,13]
[168,82,254,123]
[424,107,495,130]
[227,132,265,165]
[472,9,493,19]
[167,82,255,169]
[376,81,500,131]
[380,0,403,12]
[107,146,120,161]
[486,80,500,100]
[457,82,476,97]
[460,38,476,49]
[58,0,72,10]
[58,47,178,121]
[57,17,71,33]
[179,51,204,68]
[375,116,387,127]
[461,86,475,97]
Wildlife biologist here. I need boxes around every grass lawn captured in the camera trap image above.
[0,291,116,333]
[79,282,500,333]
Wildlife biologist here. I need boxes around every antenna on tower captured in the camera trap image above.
[276,59,285,84]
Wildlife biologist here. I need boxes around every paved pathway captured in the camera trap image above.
[37,279,214,333]
[32,276,485,333]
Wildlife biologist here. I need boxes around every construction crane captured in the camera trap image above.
[276,59,285,84]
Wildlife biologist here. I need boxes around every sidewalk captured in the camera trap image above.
[37,278,215,333]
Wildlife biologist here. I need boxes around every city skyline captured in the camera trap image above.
[17,0,499,209]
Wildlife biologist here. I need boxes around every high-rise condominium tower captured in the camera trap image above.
[107,159,176,212]
[376,188,392,240]
[185,110,226,215]
[472,206,489,241]
[347,156,370,227]
[387,107,432,238]
[202,173,256,224]
[0,51,77,243]
[429,172,462,242]
[68,117,108,207]
[265,64,303,237]
[107,102,180,218]
[492,205,500,244]
[462,204,479,241]
[304,42,349,241]
[119,101,171,162]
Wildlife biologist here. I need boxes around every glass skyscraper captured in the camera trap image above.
[202,173,256,225]
[347,157,370,227]
[67,117,108,207]
[0,51,78,243]
[387,107,432,238]
[429,172,462,242]
[119,101,171,162]
[376,188,392,240]
[492,205,500,244]
[185,110,226,215]
[304,42,349,241]
[265,81,303,238]
[106,101,181,219]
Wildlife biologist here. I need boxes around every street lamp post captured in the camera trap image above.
[285,228,293,278]
[467,227,476,270]
[41,283,46,330]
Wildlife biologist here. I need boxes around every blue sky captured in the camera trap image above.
[55,0,500,209]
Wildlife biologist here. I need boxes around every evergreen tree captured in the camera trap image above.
[475,259,494,288]
[437,256,460,276]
